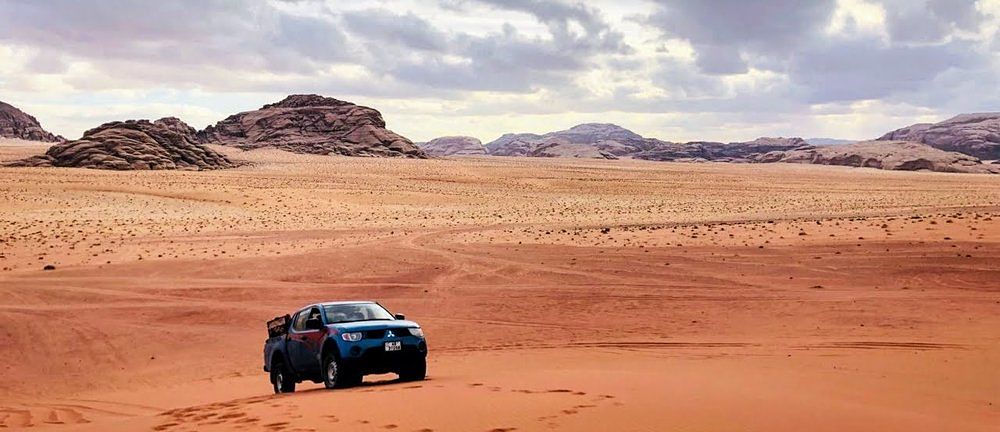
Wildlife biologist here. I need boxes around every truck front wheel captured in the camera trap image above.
[271,360,296,394]
[399,357,426,381]
[322,354,340,389]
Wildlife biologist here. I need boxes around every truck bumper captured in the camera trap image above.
[341,340,427,375]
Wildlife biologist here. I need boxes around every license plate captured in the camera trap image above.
[384,341,402,352]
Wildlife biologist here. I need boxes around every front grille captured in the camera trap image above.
[363,328,410,339]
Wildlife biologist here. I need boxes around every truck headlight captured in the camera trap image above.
[409,327,424,338]
[341,332,362,342]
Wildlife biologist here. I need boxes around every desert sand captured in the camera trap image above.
[1,146,998,431]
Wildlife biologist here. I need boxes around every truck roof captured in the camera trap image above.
[304,300,376,309]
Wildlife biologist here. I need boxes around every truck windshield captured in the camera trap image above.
[323,303,394,324]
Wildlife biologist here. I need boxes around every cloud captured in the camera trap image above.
[0,0,356,85]
[644,0,838,74]
[789,38,984,103]
[468,0,631,54]
[0,1,262,63]
[336,2,631,92]
[342,9,450,52]
[640,0,996,108]
[882,0,985,43]
[0,0,996,142]
[270,13,353,65]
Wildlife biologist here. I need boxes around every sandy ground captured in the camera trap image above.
[1,147,998,431]
[0,139,50,163]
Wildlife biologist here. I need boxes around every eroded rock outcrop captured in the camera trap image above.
[877,113,1000,160]
[717,137,808,156]
[6,118,238,170]
[527,139,618,159]
[0,101,62,142]
[752,140,999,174]
[633,137,809,162]
[630,142,710,161]
[198,94,425,158]
[418,136,486,156]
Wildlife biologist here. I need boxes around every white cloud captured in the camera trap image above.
[826,0,888,39]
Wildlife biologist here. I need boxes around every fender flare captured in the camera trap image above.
[268,348,298,381]
[318,335,342,363]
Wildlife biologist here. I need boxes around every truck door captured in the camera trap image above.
[287,307,325,374]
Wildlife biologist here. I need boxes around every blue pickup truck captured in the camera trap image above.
[263,301,427,393]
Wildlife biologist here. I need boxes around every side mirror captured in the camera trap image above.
[305,318,324,330]
[394,313,406,320]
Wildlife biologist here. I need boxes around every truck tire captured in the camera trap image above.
[399,356,426,381]
[322,354,341,389]
[271,360,296,394]
[340,368,363,387]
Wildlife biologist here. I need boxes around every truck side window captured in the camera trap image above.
[292,310,309,332]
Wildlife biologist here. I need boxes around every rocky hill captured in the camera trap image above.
[752,140,999,174]
[485,123,663,157]
[484,132,547,156]
[0,101,62,142]
[540,123,651,156]
[418,136,486,156]
[198,94,425,158]
[877,113,1000,160]
[6,117,238,170]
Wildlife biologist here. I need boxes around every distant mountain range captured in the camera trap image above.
[4,95,998,174]
[422,115,1000,173]
[475,123,809,162]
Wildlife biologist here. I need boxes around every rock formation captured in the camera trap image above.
[0,101,62,142]
[630,142,711,161]
[198,94,425,158]
[527,139,618,159]
[6,118,238,170]
[724,137,807,153]
[418,136,487,156]
[877,113,1000,160]
[752,140,999,174]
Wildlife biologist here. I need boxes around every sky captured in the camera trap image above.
[0,0,998,143]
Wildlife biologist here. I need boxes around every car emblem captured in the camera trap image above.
[385,330,395,338]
